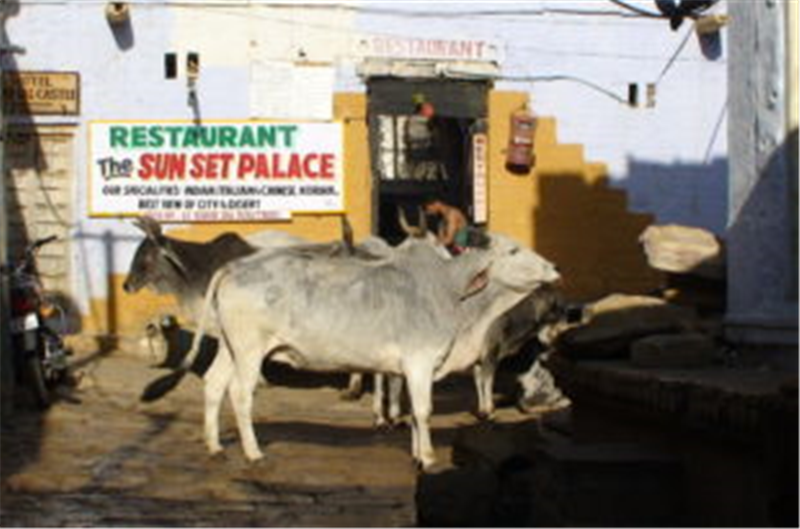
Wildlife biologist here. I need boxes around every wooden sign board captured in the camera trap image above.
[3,71,80,116]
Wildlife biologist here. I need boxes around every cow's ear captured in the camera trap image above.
[461,267,490,300]
[133,216,163,241]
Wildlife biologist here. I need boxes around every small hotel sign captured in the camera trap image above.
[2,71,80,116]
[354,35,501,62]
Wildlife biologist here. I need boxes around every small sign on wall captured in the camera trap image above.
[2,71,80,116]
[472,133,488,224]
[88,120,344,222]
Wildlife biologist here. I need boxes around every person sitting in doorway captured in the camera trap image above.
[423,198,470,255]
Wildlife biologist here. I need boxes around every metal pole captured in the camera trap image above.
[0,0,14,419]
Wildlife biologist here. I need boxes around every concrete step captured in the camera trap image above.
[527,432,683,527]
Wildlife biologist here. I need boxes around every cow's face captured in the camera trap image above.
[124,216,187,294]
[124,237,164,294]
[486,235,560,293]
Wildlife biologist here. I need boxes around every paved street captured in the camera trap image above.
[0,340,535,527]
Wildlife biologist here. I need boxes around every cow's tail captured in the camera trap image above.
[140,266,229,403]
[183,266,229,370]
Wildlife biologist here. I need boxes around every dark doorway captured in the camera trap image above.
[367,78,489,244]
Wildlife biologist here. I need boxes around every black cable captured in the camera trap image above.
[500,75,630,105]
[614,0,726,31]
[607,0,666,18]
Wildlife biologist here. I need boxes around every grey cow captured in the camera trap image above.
[123,216,305,324]
[184,232,560,469]
[125,215,380,405]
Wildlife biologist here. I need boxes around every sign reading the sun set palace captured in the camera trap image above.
[88,121,344,222]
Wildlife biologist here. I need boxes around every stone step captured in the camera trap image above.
[527,433,683,527]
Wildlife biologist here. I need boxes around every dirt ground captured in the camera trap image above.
[0,339,542,527]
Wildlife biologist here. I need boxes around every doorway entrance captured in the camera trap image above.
[367,78,489,244]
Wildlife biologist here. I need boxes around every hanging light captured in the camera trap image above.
[105,2,130,26]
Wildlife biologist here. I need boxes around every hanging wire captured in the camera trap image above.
[654,25,696,84]
[703,98,728,164]
[500,75,630,105]
[609,0,724,23]
[606,0,666,18]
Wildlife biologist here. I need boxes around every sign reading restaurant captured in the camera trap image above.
[353,35,501,62]
[2,71,80,115]
[89,121,344,222]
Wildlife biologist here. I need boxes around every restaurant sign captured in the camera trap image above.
[353,35,501,62]
[89,121,344,222]
[2,71,80,116]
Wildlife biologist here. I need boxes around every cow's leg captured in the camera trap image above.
[203,347,234,455]
[387,374,403,424]
[474,356,497,420]
[404,362,436,470]
[229,349,269,462]
[341,373,364,401]
[473,363,487,417]
[373,373,388,428]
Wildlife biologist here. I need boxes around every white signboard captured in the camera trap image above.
[89,121,344,222]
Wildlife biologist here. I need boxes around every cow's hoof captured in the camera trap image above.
[415,458,442,474]
[244,451,265,463]
[374,419,391,431]
[209,450,228,461]
[474,410,495,422]
[339,389,363,401]
[206,442,224,455]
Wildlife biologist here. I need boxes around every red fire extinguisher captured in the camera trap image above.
[506,109,536,174]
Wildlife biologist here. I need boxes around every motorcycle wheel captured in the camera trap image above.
[23,354,52,410]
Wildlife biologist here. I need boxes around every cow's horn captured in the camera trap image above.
[417,207,428,236]
[397,207,419,237]
[133,215,162,240]
[340,215,355,255]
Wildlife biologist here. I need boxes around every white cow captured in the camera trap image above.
[185,233,559,469]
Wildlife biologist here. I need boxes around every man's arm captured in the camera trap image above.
[442,208,467,246]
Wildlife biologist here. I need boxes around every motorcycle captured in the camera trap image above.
[3,235,73,408]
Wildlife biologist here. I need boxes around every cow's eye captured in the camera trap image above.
[509,248,519,255]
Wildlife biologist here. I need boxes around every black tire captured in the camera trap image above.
[23,354,51,410]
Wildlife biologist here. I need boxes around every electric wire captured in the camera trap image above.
[654,24,696,84]
[607,0,665,18]
[499,75,631,105]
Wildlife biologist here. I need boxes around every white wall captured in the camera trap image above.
[2,0,729,313]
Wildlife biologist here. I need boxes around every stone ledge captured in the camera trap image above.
[547,354,798,443]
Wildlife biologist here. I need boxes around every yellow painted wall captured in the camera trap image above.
[487,91,662,302]
[84,93,371,336]
[88,89,661,337]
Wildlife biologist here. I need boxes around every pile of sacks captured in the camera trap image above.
[552,224,728,369]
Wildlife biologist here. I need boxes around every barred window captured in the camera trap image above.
[374,114,446,182]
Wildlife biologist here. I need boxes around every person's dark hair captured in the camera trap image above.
[424,195,452,208]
